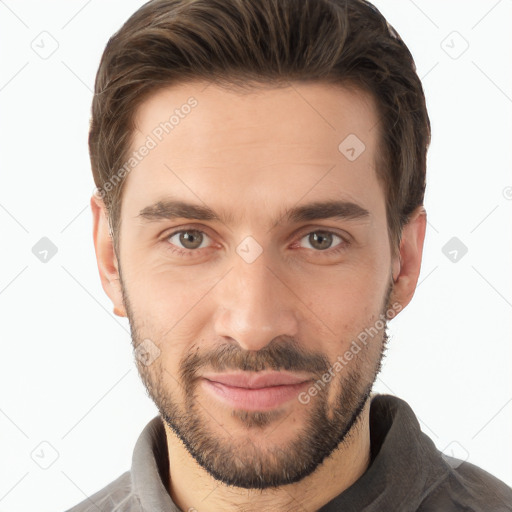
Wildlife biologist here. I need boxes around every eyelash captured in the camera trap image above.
[161,227,350,258]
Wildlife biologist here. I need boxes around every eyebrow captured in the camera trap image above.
[136,198,370,228]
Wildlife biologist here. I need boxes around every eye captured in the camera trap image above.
[166,229,212,252]
[162,227,349,258]
[298,230,346,251]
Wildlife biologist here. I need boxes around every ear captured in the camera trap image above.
[90,194,127,317]
[389,206,427,311]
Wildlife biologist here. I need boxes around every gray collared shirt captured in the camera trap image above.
[66,394,512,511]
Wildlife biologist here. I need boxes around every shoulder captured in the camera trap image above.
[419,456,512,512]
[65,471,142,512]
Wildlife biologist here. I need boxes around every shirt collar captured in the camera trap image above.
[131,415,180,512]
[318,394,449,511]
[131,394,449,511]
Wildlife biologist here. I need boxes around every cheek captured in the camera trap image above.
[122,266,212,356]
[300,262,386,324]
[127,258,219,313]
[295,265,390,365]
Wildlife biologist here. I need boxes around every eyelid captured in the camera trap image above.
[162,224,351,255]
[162,224,350,240]
[297,230,343,247]
[162,223,213,237]
[292,225,352,244]
[163,226,215,248]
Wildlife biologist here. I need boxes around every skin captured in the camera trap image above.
[91,81,426,511]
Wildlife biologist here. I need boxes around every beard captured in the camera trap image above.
[121,270,393,490]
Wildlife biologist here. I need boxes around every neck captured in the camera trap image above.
[164,399,372,512]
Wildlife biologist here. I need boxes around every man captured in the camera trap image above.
[69,0,512,510]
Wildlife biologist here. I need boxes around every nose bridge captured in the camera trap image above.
[213,245,299,351]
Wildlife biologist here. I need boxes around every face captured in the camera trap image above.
[95,81,414,489]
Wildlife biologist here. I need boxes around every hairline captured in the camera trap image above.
[109,77,399,259]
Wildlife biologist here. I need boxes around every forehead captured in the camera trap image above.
[121,80,384,227]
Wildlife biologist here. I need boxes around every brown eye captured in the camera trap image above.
[299,231,343,251]
[167,229,210,250]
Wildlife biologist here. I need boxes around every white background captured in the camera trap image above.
[1,1,511,511]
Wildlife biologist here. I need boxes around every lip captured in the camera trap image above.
[201,371,313,389]
[200,371,314,411]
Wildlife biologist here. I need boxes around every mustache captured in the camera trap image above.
[180,336,331,382]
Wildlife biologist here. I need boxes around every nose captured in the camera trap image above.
[213,248,299,351]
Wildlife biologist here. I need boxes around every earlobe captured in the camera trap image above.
[113,306,127,317]
[389,206,427,311]
[90,194,127,317]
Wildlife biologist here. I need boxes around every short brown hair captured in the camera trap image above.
[89,0,430,257]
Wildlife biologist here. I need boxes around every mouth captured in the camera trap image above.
[200,371,314,411]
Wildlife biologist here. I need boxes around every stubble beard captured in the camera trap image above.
[122,272,392,489]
